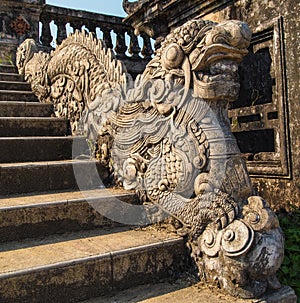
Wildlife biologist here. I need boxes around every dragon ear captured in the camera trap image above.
[16,39,38,75]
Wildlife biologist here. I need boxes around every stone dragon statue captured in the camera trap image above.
[17,19,284,299]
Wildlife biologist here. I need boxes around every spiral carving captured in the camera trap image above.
[221,220,254,257]
[162,43,185,70]
[243,196,280,232]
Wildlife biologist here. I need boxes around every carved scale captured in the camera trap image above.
[17,19,284,299]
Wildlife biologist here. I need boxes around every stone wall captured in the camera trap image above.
[124,0,300,211]
[203,0,300,211]
[0,0,44,64]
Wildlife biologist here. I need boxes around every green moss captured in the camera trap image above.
[0,53,14,65]
[277,208,300,302]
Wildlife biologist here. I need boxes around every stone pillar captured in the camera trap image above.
[0,0,45,65]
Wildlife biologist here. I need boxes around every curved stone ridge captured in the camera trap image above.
[17,18,285,299]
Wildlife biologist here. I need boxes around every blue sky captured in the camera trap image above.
[46,0,126,17]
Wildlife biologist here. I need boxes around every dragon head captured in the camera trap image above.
[143,19,251,102]
[16,39,39,75]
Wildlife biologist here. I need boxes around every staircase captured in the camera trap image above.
[0,64,187,303]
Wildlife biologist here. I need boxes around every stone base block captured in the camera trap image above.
[253,286,297,303]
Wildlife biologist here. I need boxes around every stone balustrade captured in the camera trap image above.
[39,4,154,76]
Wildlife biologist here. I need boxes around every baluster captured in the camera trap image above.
[115,28,127,58]
[101,27,113,49]
[1,18,6,37]
[140,33,154,59]
[128,29,141,59]
[55,19,67,45]
[40,16,53,47]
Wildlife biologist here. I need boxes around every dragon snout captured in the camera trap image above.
[189,20,251,72]
[210,20,252,50]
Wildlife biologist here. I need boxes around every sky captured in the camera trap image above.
[46,0,126,17]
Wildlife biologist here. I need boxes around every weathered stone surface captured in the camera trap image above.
[16,14,296,301]
[0,160,107,195]
[111,237,187,291]
[0,64,17,73]
[0,101,53,117]
[0,228,185,303]
[0,90,38,101]
[0,0,43,64]
[84,282,297,303]
[0,188,137,242]
[0,117,69,136]
[0,72,23,81]
[0,80,30,90]
[123,0,236,47]
[0,136,86,162]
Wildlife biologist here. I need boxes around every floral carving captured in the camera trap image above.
[10,15,30,36]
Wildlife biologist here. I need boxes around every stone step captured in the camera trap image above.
[0,188,138,242]
[0,64,17,74]
[82,280,297,303]
[0,136,89,163]
[0,72,24,82]
[0,90,38,102]
[0,80,31,91]
[0,117,69,136]
[0,159,108,195]
[0,227,186,303]
[0,101,53,117]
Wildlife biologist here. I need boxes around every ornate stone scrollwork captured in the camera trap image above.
[17,18,285,299]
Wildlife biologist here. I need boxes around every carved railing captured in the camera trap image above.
[39,4,154,76]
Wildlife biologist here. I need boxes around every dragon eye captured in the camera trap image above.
[162,43,185,70]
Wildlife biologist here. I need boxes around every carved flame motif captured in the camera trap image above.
[17,19,285,299]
